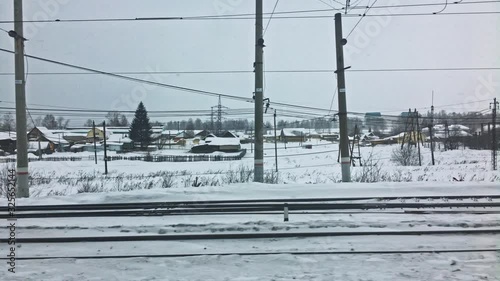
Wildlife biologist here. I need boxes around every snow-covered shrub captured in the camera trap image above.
[160,171,175,188]
[77,181,102,193]
[224,165,253,184]
[264,170,279,184]
[391,146,421,166]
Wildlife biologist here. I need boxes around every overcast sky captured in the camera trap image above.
[0,0,499,125]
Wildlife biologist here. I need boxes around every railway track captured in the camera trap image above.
[4,248,500,260]
[2,228,500,244]
[3,201,499,219]
[2,194,498,212]
[4,195,499,266]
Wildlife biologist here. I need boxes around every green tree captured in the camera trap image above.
[129,102,153,150]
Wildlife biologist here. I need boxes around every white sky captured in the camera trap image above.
[0,0,499,125]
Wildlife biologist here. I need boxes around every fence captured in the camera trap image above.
[0,149,247,163]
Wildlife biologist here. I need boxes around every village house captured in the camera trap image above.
[28,127,69,153]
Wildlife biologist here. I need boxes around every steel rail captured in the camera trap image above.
[2,194,499,212]
[4,248,500,260]
[2,202,499,219]
[2,228,499,244]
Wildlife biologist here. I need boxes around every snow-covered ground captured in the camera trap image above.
[1,141,498,197]
[1,183,500,280]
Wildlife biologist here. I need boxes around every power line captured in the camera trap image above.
[0,2,499,24]
[0,47,337,114]
[263,0,280,36]
[2,67,498,76]
[346,0,379,38]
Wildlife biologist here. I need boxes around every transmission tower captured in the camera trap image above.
[401,108,423,166]
[350,124,362,166]
[211,95,228,136]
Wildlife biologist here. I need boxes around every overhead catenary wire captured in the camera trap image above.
[0,47,340,115]
[2,67,498,76]
[346,0,379,39]
[0,0,497,24]
[0,2,499,24]
[263,0,280,36]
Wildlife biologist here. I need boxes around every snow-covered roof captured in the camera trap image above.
[281,128,307,137]
[62,132,88,137]
[107,134,132,143]
[203,136,240,146]
[0,132,16,140]
[33,127,69,144]
[36,126,54,136]
[449,124,470,131]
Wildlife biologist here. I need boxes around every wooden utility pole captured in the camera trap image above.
[13,0,29,197]
[334,13,351,182]
[254,0,264,182]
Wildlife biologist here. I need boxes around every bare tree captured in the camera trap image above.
[84,119,93,127]
[41,114,58,129]
[106,111,128,126]
[1,113,15,132]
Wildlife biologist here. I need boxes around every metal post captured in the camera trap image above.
[283,203,289,222]
[491,98,498,170]
[254,0,264,182]
[429,124,435,165]
[415,109,422,166]
[444,121,449,151]
[430,102,435,165]
[274,110,278,173]
[334,13,351,182]
[37,137,41,160]
[13,0,29,197]
[103,121,108,175]
[93,121,97,164]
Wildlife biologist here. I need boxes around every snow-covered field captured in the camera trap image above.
[1,141,498,197]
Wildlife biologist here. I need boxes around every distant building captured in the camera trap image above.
[280,129,307,143]
[0,132,16,153]
[106,134,133,152]
[190,136,241,153]
[28,127,68,152]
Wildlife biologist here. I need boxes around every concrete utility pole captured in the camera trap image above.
[334,13,351,182]
[274,110,278,173]
[254,0,264,182]
[13,0,29,197]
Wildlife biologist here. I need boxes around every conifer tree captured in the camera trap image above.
[129,102,153,150]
